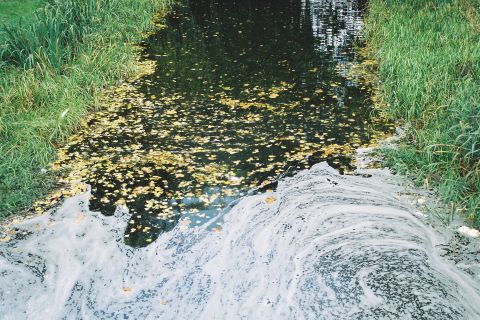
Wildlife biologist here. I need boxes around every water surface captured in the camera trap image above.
[50,0,392,246]
[2,159,480,319]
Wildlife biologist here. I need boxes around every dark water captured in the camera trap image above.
[54,0,393,247]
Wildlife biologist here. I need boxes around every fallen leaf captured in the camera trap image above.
[265,196,277,204]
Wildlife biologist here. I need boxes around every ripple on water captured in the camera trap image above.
[1,162,479,319]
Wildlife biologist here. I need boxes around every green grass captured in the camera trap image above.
[366,0,480,225]
[0,0,44,25]
[0,0,44,40]
[0,0,172,217]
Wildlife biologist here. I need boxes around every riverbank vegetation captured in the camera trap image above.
[0,0,171,217]
[366,0,479,225]
[0,0,44,40]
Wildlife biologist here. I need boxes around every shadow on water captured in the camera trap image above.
[53,0,393,247]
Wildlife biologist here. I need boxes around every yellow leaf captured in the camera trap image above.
[269,93,279,99]
[264,196,276,204]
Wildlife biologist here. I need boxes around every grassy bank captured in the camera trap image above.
[0,0,171,217]
[366,0,479,224]
[0,0,44,39]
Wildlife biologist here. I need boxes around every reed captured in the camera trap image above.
[366,0,480,224]
[0,0,172,216]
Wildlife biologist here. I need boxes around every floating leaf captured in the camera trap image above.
[265,196,277,204]
[269,93,279,99]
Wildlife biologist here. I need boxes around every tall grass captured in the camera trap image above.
[0,1,44,34]
[1,0,105,69]
[366,0,480,224]
[0,0,172,217]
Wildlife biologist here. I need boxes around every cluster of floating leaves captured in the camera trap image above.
[29,2,394,247]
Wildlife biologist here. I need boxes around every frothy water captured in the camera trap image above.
[1,158,479,319]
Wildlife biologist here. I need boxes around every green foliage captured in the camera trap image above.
[0,0,44,29]
[1,0,105,69]
[0,0,172,216]
[366,0,480,224]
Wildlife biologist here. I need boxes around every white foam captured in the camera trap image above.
[1,163,479,319]
[458,226,480,239]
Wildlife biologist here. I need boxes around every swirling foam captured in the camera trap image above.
[1,162,479,319]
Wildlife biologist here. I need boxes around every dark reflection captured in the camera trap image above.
[57,0,393,247]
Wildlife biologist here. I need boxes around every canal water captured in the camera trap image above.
[48,0,392,247]
[1,0,480,319]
